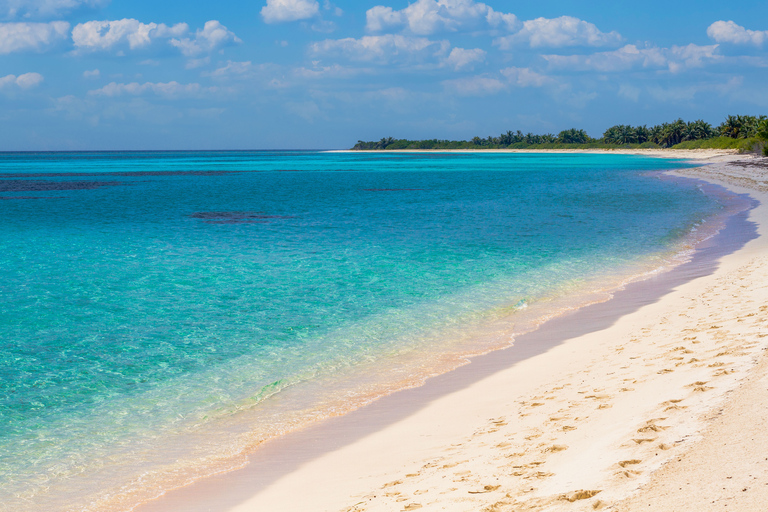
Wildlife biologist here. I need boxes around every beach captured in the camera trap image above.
[136,151,768,512]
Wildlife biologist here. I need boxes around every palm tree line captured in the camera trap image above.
[353,115,768,151]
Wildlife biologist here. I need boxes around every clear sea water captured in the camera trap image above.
[0,151,726,510]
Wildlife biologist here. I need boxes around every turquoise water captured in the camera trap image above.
[0,151,721,510]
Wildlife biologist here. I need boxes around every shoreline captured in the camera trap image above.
[332,148,741,160]
[136,152,768,511]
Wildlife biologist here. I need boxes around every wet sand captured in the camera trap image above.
[137,152,768,512]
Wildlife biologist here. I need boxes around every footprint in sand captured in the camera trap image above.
[402,504,422,511]
[687,380,713,392]
[525,471,554,480]
[543,445,568,453]
[618,459,641,468]
[638,423,668,433]
[558,490,601,502]
[631,438,656,445]
[468,485,501,494]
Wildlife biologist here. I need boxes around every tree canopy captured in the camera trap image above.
[352,114,767,151]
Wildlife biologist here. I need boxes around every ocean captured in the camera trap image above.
[0,151,730,510]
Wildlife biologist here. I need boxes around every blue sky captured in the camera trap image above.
[1,0,766,150]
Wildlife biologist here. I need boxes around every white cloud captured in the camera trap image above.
[667,43,720,71]
[443,66,552,96]
[310,34,449,64]
[0,71,43,88]
[323,0,342,17]
[169,20,240,57]
[293,63,362,78]
[204,60,254,78]
[543,45,665,72]
[443,47,485,70]
[82,68,99,78]
[261,0,319,23]
[0,21,68,53]
[71,19,239,57]
[1,0,107,19]
[366,0,517,35]
[495,16,621,49]
[88,80,223,99]
[500,66,552,87]
[72,18,187,51]
[707,20,767,46]
[542,43,720,73]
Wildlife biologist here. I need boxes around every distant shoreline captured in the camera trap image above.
[333,147,740,160]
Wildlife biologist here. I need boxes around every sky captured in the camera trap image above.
[0,0,766,150]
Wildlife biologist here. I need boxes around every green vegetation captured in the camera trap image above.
[352,115,767,153]
[757,119,768,156]
[671,136,759,151]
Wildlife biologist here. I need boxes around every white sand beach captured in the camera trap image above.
[137,151,768,512]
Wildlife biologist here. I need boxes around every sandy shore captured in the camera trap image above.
[138,151,768,512]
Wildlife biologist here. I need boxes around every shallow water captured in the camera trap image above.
[0,151,724,510]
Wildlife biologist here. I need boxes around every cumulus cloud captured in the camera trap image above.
[72,19,187,51]
[542,43,720,73]
[88,80,221,99]
[261,0,319,23]
[310,34,449,64]
[82,68,99,78]
[71,18,239,57]
[169,20,241,56]
[667,44,721,71]
[707,20,767,46]
[1,0,107,19]
[366,0,518,35]
[0,21,68,53]
[495,16,621,49]
[443,47,485,70]
[0,71,43,88]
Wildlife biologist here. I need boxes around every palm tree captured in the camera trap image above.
[684,120,714,141]
[635,125,651,144]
